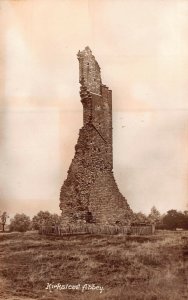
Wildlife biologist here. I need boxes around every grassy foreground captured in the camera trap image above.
[0,230,187,300]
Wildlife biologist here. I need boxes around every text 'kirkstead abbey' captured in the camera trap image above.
[60,46,132,225]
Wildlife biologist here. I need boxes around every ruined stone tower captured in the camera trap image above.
[60,46,132,225]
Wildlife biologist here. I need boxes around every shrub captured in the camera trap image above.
[9,213,31,232]
[32,211,62,230]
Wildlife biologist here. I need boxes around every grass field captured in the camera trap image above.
[0,230,187,300]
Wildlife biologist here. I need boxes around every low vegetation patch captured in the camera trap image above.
[0,230,187,300]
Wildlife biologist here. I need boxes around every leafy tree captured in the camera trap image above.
[32,211,62,230]
[182,211,188,229]
[133,212,148,223]
[148,206,161,224]
[179,212,188,229]
[162,210,187,230]
[0,211,9,232]
[9,214,31,232]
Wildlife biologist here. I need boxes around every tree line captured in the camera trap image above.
[0,207,188,232]
[134,207,188,230]
[0,211,62,232]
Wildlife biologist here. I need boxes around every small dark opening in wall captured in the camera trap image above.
[85,212,93,223]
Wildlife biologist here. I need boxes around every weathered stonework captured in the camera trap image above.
[60,46,133,225]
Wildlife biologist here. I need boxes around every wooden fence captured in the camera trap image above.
[39,223,155,236]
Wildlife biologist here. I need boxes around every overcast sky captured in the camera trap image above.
[0,0,188,217]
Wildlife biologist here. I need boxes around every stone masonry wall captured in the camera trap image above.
[60,47,133,225]
[77,46,101,95]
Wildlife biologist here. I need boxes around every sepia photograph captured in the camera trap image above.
[0,0,188,299]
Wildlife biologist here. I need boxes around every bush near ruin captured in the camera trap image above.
[32,211,62,230]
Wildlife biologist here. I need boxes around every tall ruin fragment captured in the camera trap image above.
[60,46,133,225]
